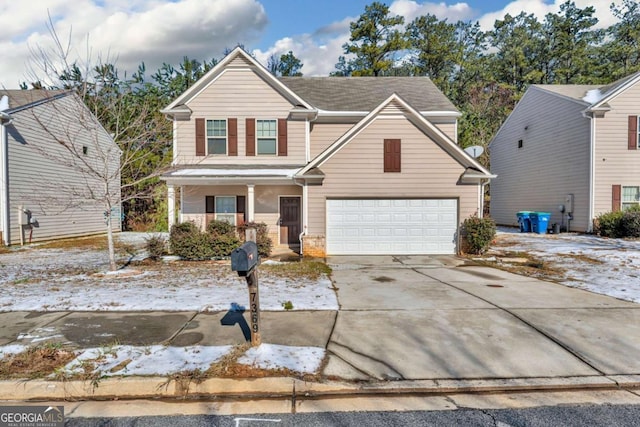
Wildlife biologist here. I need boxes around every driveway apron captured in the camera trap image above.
[325,256,639,381]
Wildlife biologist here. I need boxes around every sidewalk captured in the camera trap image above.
[1,256,640,401]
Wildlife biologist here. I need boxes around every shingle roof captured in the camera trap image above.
[534,84,600,102]
[278,77,458,113]
[0,89,69,113]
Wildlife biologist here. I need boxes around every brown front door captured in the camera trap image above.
[280,197,301,245]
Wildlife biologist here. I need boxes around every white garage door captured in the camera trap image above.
[326,199,458,255]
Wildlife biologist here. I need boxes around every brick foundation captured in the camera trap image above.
[302,234,326,258]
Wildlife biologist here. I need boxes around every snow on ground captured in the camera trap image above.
[57,344,325,377]
[0,233,338,312]
[490,227,640,303]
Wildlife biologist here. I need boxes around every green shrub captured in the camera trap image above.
[237,222,273,257]
[621,209,640,238]
[144,234,167,261]
[169,222,215,260]
[594,211,624,238]
[462,215,496,254]
[206,219,241,257]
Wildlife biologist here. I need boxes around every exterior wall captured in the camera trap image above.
[175,68,306,166]
[181,184,301,243]
[490,87,591,231]
[593,81,640,216]
[5,95,121,245]
[309,123,353,158]
[305,109,479,253]
[430,119,457,142]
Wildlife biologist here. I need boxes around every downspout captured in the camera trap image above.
[588,114,596,233]
[0,115,12,246]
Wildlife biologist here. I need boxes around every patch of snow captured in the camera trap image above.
[62,345,233,377]
[492,228,640,303]
[261,260,284,265]
[237,344,325,374]
[0,344,27,358]
[0,232,338,312]
[583,88,603,104]
[171,168,300,178]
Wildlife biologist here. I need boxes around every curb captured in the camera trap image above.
[2,375,639,401]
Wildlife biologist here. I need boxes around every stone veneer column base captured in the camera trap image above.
[302,234,326,258]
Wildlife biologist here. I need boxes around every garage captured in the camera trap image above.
[326,199,458,255]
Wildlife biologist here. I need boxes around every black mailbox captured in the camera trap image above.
[231,241,259,276]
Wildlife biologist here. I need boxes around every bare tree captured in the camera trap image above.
[19,18,170,270]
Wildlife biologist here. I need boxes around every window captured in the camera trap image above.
[384,139,401,172]
[518,139,523,149]
[207,119,227,155]
[622,186,640,210]
[257,120,277,155]
[82,146,88,155]
[215,196,236,224]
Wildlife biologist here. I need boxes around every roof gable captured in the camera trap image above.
[162,47,313,114]
[298,93,491,177]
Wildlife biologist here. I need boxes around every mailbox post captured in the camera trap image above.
[231,237,261,346]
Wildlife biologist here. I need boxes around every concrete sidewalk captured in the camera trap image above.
[1,255,640,400]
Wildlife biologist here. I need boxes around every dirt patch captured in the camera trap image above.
[0,345,76,379]
[373,276,395,283]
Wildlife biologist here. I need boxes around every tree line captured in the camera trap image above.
[22,0,639,230]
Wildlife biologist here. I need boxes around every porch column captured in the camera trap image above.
[167,184,176,230]
[247,184,255,222]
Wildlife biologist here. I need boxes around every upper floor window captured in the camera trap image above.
[623,186,640,210]
[257,120,277,155]
[207,119,227,155]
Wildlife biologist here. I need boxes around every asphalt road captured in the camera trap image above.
[66,404,640,426]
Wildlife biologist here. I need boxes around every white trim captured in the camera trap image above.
[305,119,310,163]
[278,195,302,246]
[179,185,184,224]
[315,109,461,118]
[172,118,178,165]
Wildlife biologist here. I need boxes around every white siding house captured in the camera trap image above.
[0,90,121,245]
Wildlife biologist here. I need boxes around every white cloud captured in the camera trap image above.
[389,0,475,23]
[1,0,267,87]
[477,0,616,31]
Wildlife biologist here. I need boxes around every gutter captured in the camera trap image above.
[581,110,596,233]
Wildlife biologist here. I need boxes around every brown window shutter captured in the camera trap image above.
[228,118,238,156]
[384,139,401,172]
[628,116,638,150]
[195,118,206,156]
[278,118,288,156]
[612,185,621,212]
[246,118,255,156]
[205,196,215,213]
[236,195,246,223]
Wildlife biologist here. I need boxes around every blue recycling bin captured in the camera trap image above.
[530,212,551,234]
[516,211,532,232]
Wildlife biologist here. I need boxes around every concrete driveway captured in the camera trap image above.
[324,255,640,381]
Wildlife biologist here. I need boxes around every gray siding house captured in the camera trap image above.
[490,72,640,232]
[161,48,494,256]
[0,90,121,245]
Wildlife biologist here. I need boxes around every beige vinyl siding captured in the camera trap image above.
[307,113,479,235]
[181,184,301,241]
[176,68,305,165]
[489,87,591,231]
[593,81,640,216]
[310,123,353,158]
[6,95,120,245]
[431,120,457,142]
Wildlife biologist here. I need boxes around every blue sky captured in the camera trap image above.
[0,0,619,87]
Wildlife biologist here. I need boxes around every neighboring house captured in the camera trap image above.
[161,48,494,256]
[490,71,640,232]
[0,90,121,246]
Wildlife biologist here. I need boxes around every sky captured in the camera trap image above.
[0,0,621,88]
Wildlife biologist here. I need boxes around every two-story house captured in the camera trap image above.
[161,48,494,256]
[490,71,640,232]
[1,90,121,246]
